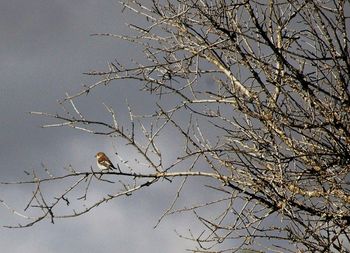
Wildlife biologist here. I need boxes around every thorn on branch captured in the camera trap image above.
[62,196,70,206]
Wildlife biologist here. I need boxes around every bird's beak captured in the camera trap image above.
[94,154,97,158]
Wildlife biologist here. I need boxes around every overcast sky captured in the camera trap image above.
[0,1,202,252]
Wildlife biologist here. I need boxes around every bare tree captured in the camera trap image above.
[2,0,350,252]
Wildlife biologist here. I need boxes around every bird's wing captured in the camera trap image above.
[99,159,112,167]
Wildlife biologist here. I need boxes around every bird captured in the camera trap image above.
[95,152,121,172]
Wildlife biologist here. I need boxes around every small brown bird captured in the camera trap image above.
[95,152,121,172]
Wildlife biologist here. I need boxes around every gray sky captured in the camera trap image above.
[0,1,198,252]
